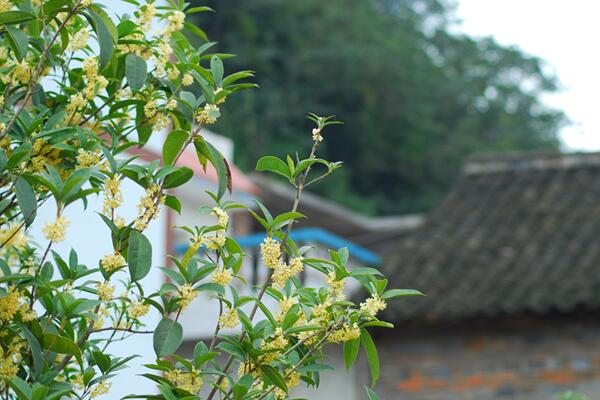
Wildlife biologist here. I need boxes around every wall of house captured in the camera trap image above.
[366,315,600,400]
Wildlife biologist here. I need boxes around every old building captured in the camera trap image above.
[377,152,600,399]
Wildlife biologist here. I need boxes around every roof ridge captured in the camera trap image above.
[464,151,600,175]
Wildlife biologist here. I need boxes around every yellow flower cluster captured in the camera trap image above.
[328,322,360,343]
[128,300,150,319]
[67,29,90,51]
[260,237,281,268]
[178,283,197,310]
[195,104,220,125]
[100,252,126,272]
[272,256,304,288]
[117,33,152,60]
[211,268,232,286]
[89,381,111,398]
[312,128,323,142]
[102,174,123,215]
[261,327,288,362]
[182,73,193,86]
[165,368,203,394]
[218,306,240,329]
[0,286,35,321]
[96,281,115,302]
[82,57,108,100]
[276,296,296,322]
[133,184,165,231]
[0,0,11,13]
[154,42,174,77]
[28,139,62,173]
[326,271,345,301]
[42,215,69,243]
[137,3,156,31]
[360,295,387,317]
[0,224,28,254]
[76,148,100,167]
[164,11,185,37]
[211,207,229,228]
[93,306,110,330]
[0,337,24,379]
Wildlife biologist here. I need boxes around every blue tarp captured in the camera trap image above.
[174,227,381,265]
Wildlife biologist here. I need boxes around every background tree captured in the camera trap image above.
[194,0,566,215]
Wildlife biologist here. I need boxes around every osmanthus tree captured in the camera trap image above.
[0,1,421,399]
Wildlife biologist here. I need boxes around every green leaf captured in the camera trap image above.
[256,156,290,180]
[360,329,379,386]
[128,231,152,281]
[153,318,183,357]
[381,288,424,300]
[162,130,189,166]
[365,387,380,400]
[271,211,305,231]
[135,103,153,145]
[89,10,114,68]
[5,26,28,61]
[164,194,182,214]
[18,324,43,377]
[0,11,35,25]
[210,55,224,86]
[42,333,80,355]
[125,54,147,91]
[163,166,193,189]
[193,137,231,199]
[260,365,287,394]
[15,177,36,226]
[343,337,360,370]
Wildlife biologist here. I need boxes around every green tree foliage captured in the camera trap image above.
[195,0,566,214]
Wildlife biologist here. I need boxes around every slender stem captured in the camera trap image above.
[92,327,153,334]
[207,140,321,400]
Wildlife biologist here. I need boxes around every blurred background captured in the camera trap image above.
[73,0,600,399]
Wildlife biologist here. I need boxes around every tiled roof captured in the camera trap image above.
[383,152,600,321]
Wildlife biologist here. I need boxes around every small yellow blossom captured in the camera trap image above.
[137,3,156,31]
[312,128,323,142]
[329,323,360,343]
[129,300,150,319]
[211,268,232,286]
[0,286,22,321]
[326,271,346,301]
[96,281,115,302]
[360,295,387,317]
[260,237,281,268]
[0,0,12,13]
[42,215,69,242]
[165,368,203,393]
[133,184,164,231]
[167,67,180,80]
[165,98,177,110]
[218,307,240,329]
[181,73,193,86]
[76,148,100,167]
[164,11,185,37]
[178,283,197,310]
[278,297,296,315]
[67,29,90,51]
[102,174,123,214]
[90,381,110,398]
[0,224,27,252]
[195,103,220,125]
[100,252,126,272]
[211,207,229,228]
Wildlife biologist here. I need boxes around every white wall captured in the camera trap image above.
[29,178,166,399]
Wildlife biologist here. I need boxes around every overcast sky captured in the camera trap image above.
[455,0,600,151]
